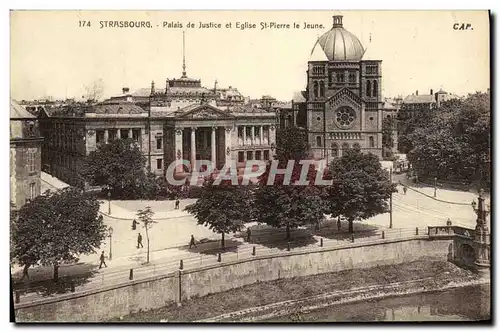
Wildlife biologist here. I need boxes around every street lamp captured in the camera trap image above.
[433,177,437,198]
[107,186,111,215]
[108,226,113,260]
[471,189,490,274]
[471,189,490,227]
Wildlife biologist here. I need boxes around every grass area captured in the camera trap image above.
[111,259,475,322]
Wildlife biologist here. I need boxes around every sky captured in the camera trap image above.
[10,10,490,101]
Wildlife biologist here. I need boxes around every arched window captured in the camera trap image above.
[349,72,356,83]
[369,136,375,147]
[331,143,339,158]
[316,136,322,147]
[341,143,350,156]
[366,80,372,97]
[313,81,318,98]
[373,80,378,97]
[319,82,325,97]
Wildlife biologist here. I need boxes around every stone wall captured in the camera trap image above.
[15,238,452,322]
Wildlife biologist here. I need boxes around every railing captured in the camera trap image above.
[13,226,431,306]
[427,225,475,239]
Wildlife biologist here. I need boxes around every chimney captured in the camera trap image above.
[430,89,433,95]
[416,90,419,96]
[122,87,130,94]
[332,15,343,28]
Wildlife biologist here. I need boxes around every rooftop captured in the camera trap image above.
[11,100,35,119]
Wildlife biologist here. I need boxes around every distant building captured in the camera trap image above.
[400,88,459,114]
[10,100,43,208]
[295,15,384,163]
[277,91,307,130]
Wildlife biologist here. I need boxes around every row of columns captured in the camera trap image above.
[239,125,269,146]
[175,126,231,172]
[99,128,142,144]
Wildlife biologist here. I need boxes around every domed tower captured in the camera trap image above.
[306,15,383,162]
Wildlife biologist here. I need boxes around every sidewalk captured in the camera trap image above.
[13,222,426,305]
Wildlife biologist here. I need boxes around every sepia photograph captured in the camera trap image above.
[8,9,491,323]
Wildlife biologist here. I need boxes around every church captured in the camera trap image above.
[293,15,383,162]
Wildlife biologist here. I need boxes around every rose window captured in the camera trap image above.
[335,107,356,128]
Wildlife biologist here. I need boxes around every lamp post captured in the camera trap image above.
[108,226,113,260]
[471,189,490,276]
[433,177,437,197]
[107,186,111,215]
[389,168,393,229]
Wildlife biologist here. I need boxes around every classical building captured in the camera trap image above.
[10,100,43,208]
[39,61,277,187]
[293,15,384,163]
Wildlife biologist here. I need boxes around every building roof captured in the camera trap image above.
[11,100,35,119]
[403,94,436,104]
[311,16,365,62]
[383,101,397,110]
[93,103,145,115]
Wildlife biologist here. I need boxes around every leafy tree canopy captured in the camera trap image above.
[326,148,396,233]
[255,160,326,239]
[406,92,490,186]
[79,138,156,199]
[12,188,107,279]
[275,126,311,163]
[185,178,252,247]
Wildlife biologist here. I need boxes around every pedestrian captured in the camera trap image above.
[21,264,30,281]
[403,186,407,195]
[189,234,197,249]
[99,251,107,269]
[137,233,144,249]
[175,198,180,210]
[131,219,138,231]
[246,228,252,242]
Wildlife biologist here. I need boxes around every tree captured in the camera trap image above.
[184,178,251,248]
[397,105,435,154]
[325,147,396,233]
[255,162,325,239]
[84,78,105,103]
[12,188,107,281]
[79,138,156,199]
[275,126,311,162]
[406,92,491,187]
[10,202,18,266]
[136,207,156,263]
[255,126,325,239]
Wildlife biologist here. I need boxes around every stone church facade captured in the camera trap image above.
[296,15,383,162]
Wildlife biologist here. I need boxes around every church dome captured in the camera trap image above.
[311,16,365,62]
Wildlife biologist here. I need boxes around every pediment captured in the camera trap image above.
[326,88,363,110]
[178,104,234,119]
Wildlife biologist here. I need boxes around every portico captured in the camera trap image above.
[162,103,276,175]
[174,125,229,172]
